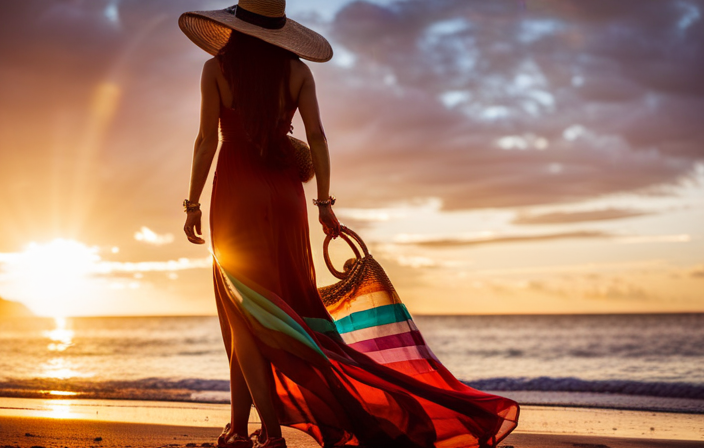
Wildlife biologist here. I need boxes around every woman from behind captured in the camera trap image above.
[180,2,518,447]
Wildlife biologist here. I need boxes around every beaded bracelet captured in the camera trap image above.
[312,195,336,207]
[183,199,201,213]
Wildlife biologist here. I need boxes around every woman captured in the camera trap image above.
[179,2,518,448]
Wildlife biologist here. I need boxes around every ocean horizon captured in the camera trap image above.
[1,313,702,414]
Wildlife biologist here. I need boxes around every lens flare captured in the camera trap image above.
[3,239,99,316]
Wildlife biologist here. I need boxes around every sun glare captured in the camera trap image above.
[41,390,80,397]
[46,401,75,419]
[5,239,100,316]
[0,236,214,316]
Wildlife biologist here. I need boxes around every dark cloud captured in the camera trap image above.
[394,230,611,247]
[1,0,703,252]
[512,208,652,224]
[318,0,704,210]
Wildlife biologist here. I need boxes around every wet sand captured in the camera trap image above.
[0,397,701,447]
[1,416,703,448]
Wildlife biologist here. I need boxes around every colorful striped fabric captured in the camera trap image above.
[315,255,454,381]
[211,102,518,447]
[219,259,327,360]
[317,254,519,446]
[334,302,440,367]
[215,247,519,447]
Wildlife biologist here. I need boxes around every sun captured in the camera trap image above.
[2,239,102,317]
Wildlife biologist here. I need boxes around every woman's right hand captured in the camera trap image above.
[319,206,341,239]
[184,209,206,244]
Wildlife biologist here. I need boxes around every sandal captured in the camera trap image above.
[249,428,262,445]
[218,423,231,447]
[254,436,286,448]
[217,423,253,448]
[219,434,254,448]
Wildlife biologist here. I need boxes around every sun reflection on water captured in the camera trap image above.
[42,358,87,380]
[44,316,74,352]
[41,316,93,380]
[45,400,75,419]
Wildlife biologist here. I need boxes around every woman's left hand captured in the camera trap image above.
[319,206,341,239]
[184,210,206,244]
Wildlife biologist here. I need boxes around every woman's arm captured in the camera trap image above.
[184,59,221,244]
[296,61,341,238]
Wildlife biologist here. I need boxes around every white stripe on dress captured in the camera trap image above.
[340,319,418,344]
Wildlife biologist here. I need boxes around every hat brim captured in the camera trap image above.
[178,10,333,63]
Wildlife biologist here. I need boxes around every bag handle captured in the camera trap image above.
[323,225,369,279]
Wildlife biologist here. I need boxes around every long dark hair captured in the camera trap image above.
[216,30,298,167]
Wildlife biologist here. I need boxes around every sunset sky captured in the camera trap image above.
[0,0,702,317]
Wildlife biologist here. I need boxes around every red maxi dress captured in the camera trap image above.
[209,99,519,448]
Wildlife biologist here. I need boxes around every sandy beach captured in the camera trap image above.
[1,415,703,448]
[0,398,702,448]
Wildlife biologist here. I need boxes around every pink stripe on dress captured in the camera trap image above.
[348,330,426,353]
[363,344,436,364]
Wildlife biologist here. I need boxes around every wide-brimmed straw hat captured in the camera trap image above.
[178,0,333,63]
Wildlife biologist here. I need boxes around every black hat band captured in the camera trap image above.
[225,5,287,30]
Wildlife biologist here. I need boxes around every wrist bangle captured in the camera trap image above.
[183,199,201,213]
[312,195,336,207]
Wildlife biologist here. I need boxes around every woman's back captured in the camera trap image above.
[210,58,298,151]
[202,53,327,145]
[209,57,305,111]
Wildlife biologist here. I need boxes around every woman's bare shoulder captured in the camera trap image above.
[290,58,313,82]
[202,57,220,77]
[289,58,313,105]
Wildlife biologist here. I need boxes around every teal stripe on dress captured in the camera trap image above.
[219,264,327,360]
[335,303,413,334]
[303,317,345,343]
[303,317,338,335]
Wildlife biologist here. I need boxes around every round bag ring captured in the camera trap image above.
[323,225,368,279]
[339,225,370,257]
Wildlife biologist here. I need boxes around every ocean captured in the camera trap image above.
[1,314,702,413]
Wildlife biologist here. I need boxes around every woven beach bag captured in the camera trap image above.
[317,225,444,378]
[318,226,396,315]
[287,135,314,183]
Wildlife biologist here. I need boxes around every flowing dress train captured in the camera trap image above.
[210,102,519,448]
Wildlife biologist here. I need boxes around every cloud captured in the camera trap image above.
[335,207,407,222]
[391,229,693,247]
[395,255,440,269]
[318,0,704,210]
[96,256,212,274]
[522,276,652,302]
[1,0,703,257]
[686,264,704,278]
[513,207,653,224]
[392,230,610,247]
[389,254,464,269]
[0,239,211,277]
[0,0,198,248]
[134,227,174,246]
[581,278,652,301]
[614,234,691,244]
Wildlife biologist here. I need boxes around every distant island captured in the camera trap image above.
[0,297,34,317]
